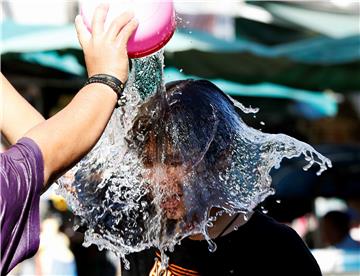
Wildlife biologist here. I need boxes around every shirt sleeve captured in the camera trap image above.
[0,137,44,275]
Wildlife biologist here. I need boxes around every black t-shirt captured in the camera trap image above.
[123,211,322,276]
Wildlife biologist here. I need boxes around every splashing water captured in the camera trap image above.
[57,51,331,269]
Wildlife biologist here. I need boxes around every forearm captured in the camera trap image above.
[14,6,137,187]
[25,83,117,185]
[1,73,45,144]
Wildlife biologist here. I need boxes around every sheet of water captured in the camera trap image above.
[57,51,331,269]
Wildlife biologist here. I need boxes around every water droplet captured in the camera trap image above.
[260,121,265,126]
[207,239,217,253]
[276,199,281,204]
[122,258,130,270]
[302,162,313,171]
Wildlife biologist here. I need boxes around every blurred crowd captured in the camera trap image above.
[8,195,359,276]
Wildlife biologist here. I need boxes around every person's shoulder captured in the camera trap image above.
[245,211,296,236]
[0,137,44,191]
[243,211,313,250]
[17,137,43,156]
[1,137,42,159]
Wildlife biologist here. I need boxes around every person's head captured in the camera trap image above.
[130,79,243,221]
[321,210,351,247]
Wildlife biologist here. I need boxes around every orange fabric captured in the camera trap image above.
[150,254,200,276]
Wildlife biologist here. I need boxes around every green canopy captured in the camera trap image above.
[164,67,337,118]
[2,20,359,92]
[4,19,358,118]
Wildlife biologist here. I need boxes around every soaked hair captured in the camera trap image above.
[130,79,241,172]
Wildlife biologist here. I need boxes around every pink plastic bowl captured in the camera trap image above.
[80,0,176,58]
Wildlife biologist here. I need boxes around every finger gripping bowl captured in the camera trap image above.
[80,0,176,58]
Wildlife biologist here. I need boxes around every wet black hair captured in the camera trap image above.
[130,79,241,171]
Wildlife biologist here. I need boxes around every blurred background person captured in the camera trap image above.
[320,210,360,250]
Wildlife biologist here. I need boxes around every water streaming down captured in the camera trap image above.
[57,51,332,269]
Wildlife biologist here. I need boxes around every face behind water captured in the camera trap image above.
[146,164,187,220]
[131,79,241,224]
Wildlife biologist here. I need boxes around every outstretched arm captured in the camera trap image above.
[1,74,45,145]
[23,5,138,186]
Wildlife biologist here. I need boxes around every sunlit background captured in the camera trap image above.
[1,1,360,275]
